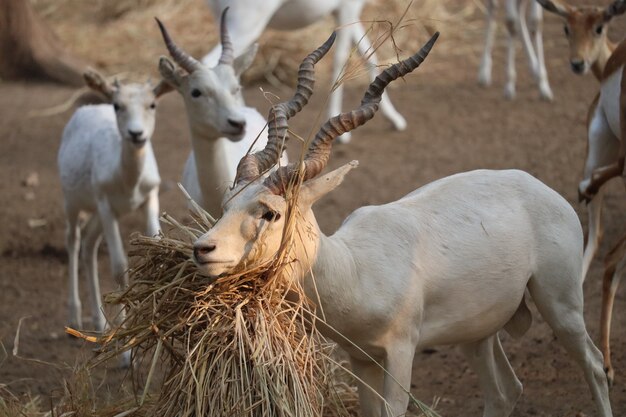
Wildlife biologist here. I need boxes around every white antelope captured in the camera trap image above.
[155,11,287,216]
[538,0,626,384]
[201,0,407,144]
[192,33,612,417]
[58,70,171,336]
[479,0,553,100]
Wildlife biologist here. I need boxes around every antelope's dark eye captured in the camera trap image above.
[113,103,121,112]
[564,25,570,36]
[149,102,156,109]
[262,210,280,222]
[191,88,202,98]
[595,25,604,35]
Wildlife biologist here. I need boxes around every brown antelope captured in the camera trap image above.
[192,32,612,417]
[538,0,626,385]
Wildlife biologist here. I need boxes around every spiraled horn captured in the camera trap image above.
[155,17,202,73]
[218,8,234,66]
[265,32,440,193]
[233,32,336,185]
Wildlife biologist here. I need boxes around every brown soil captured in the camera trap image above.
[1,5,626,417]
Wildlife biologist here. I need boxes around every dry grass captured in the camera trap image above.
[62,183,437,416]
[31,0,483,84]
[87,195,362,417]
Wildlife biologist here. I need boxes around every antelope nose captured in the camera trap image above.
[193,242,216,263]
[129,129,144,139]
[227,118,246,132]
[570,60,585,74]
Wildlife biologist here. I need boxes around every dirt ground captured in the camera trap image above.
[2,3,626,417]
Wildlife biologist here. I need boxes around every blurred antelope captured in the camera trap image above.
[58,70,171,345]
[201,0,407,144]
[192,33,612,417]
[538,0,626,385]
[479,0,553,100]
[155,10,287,216]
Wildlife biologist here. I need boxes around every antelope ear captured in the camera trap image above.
[83,68,116,99]
[299,161,358,208]
[536,0,570,17]
[233,43,258,77]
[153,79,175,98]
[158,56,183,88]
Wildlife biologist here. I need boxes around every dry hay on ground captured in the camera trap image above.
[63,188,436,417]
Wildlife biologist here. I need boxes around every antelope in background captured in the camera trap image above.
[155,10,287,216]
[201,0,408,144]
[538,0,626,385]
[479,0,554,100]
[192,31,613,417]
[58,70,172,365]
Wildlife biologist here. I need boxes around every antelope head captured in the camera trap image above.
[155,8,257,141]
[537,0,626,74]
[192,32,440,280]
[83,69,172,148]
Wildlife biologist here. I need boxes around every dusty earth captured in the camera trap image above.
[2,5,626,417]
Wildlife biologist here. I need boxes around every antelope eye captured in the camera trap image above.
[191,88,202,98]
[595,25,603,35]
[261,210,281,222]
[564,25,570,36]
[149,102,156,109]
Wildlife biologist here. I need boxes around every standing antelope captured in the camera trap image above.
[192,33,612,417]
[201,0,407,144]
[58,70,171,339]
[538,0,626,384]
[155,11,287,216]
[479,0,553,100]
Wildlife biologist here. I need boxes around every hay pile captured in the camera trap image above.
[85,191,360,417]
[75,183,438,416]
[31,0,481,84]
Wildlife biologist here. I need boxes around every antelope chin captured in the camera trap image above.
[194,260,234,278]
[222,129,246,142]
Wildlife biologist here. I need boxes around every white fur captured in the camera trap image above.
[181,106,279,209]
[202,0,407,143]
[159,47,288,216]
[479,0,553,100]
[194,167,612,417]
[59,95,161,337]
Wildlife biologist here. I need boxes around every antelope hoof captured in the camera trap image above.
[393,117,407,131]
[120,349,132,368]
[478,73,491,88]
[504,85,516,100]
[539,84,554,102]
[605,366,615,388]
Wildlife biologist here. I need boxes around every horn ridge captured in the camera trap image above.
[155,17,201,73]
[218,8,234,66]
[233,32,336,185]
[363,32,439,105]
[263,32,439,193]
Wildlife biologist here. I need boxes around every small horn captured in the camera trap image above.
[234,32,336,185]
[265,32,440,193]
[218,8,234,66]
[155,17,201,73]
[604,0,626,21]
